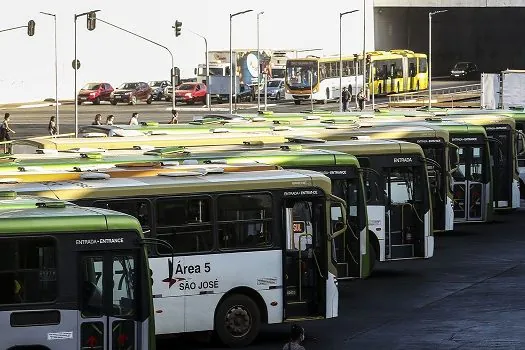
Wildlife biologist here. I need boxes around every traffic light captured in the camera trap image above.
[27,20,35,37]
[353,54,358,62]
[174,20,182,37]
[87,11,97,31]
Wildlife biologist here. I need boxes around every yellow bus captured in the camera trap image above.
[285,50,428,104]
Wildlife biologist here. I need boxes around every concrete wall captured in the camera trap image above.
[374,7,525,76]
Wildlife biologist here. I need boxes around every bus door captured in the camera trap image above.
[383,163,426,260]
[381,63,388,95]
[389,63,396,93]
[283,191,326,320]
[486,125,512,209]
[78,250,143,350]
[451,143,485,222]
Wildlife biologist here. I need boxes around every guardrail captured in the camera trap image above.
[388,83,481,105]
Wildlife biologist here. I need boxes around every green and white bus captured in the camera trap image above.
[0,193,157,350]
[0,149,371,280]
[2,169,347,347]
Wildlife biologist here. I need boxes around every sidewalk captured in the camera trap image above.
[0,99,74,110]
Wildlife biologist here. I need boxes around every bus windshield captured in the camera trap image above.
[286,60,318,89]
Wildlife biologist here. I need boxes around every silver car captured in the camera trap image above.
[259,79,285,100]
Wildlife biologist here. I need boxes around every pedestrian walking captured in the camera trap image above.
[48,116,58,136]
[282,324,306,350]
[92,114,102,125]
[342,87,350,112]
[168,109,178,124]
[0,113,15,154]
[357,90,366,111]
[129,112,139,126]
[106,115,115,125]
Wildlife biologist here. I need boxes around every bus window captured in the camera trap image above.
[81,256,103,317]
[112,256,136,317]
[93,199,151,233]
[156,196,213,254]
[418,58,428,73]
[218,193,273,249]
[0,238,56,305]
[470,147,483,182]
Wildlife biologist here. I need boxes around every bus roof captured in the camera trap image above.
[441,114,516,128]
[13,132,290,152]
[0,147,357,173]
[301,139,424,156]
[1,169,333,201]
[0,194,142,235]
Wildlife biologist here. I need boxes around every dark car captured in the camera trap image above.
[110,82,153,105]
[77,82,114,105]
[450,62,480,80]
[149,80,171,101]
[235,83,254,102]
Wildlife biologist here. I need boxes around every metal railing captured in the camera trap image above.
[388,83,481,104]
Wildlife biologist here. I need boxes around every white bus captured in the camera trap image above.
[3,169,347,347]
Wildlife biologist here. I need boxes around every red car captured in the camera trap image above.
[110,82,153,105]
[175,82,207,105]
[77,82,114,105]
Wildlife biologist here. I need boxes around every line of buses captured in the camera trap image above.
[284,49,429,104]
[1,106,524,349]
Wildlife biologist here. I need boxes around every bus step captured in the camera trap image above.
[390,244,414,259]
[337,262,348,277]
[286,301,310,318]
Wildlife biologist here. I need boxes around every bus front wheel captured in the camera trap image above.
[215,294,261,347]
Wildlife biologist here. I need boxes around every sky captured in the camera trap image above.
[1,0,374,103]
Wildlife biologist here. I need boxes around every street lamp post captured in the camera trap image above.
[188,29,210,110]
[428,9,448,109]
[40,11,59,134]
[257,11,264,112]
[339,9,358,112]
[74,9,100,138]
[362,0,366,111]
[230,9,253,114]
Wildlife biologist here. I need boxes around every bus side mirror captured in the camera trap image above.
[328,194,347,240]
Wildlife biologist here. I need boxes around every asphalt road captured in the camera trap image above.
[159,207,525,349]
[4,80,478,139]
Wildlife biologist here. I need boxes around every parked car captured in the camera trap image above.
[235,83,254,102]
[175,82,207,105]
[450,62,480,80]
[259,79,285,100]
[149,80,171,101]
[110,82,152,105]
[77,82,114,105]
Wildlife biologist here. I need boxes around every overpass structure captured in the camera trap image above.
[373,0,525,76]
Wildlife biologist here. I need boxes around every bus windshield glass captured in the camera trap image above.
[286,60,318,89]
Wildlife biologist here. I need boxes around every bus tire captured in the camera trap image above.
[214,294,261,347]
[294,100,301,105]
